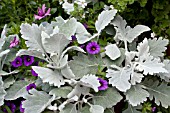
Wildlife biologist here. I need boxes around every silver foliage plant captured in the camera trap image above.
[1,8,170,113]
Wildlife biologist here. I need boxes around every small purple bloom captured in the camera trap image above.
[3,102,16,113]
[11,56,22,67]
[34,4,51,20]
[71,35,77,41]
[10,36,19,48]
[83,23,88,29]
[98,78,108,91]
[152,107,156,112]
[26,83,36,91]
[80,44,85,49]
[31,69,38,77]
[86,42,100,54]
[20,101,25,113]
[23,55,34,66]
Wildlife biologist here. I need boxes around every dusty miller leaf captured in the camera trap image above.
[95,9,117,33]
[142,80,170,108]
[32,66,65,87]
[23,89,55,113]
[148,37,169,57]
[5,80,30,100]
[123,104,141,113]
[158,60,170,81]
[130,72,144,85]
[0,77,6,106]
[69,53,104,79]
[20,23,44,52]
[80,74,100,92]
[59,18,77,40]
[49,86,72,98]
[125,85,149,106]
[105,44,121,60]
[60,103,77,113]
[93,88,122,109]
[3,76,15,89]
[90,105,104,113]
[106,66,132,92]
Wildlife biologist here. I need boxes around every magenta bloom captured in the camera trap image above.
[23,55,34,66]
[3,102,16,113]
[83,23,88,29]
[20,101,25,113]
[86,42,100,54]
[31,69,38,77]
[34,4,51,20]
[26,83,36,91]
[98,78,108,91]
[10,36,19,48]
[11,56,22,67]
[152,107,156,112]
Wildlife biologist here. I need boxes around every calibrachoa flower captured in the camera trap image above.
[3,102,16,113]
[152,107,156,112]
[34,4,51,20]
[20,101,25,113]
[83,23,88,29]
[86,42,100,54]
[23,55,34,66]
[11,56,22,67]
[31,69,38,77]
[26,83,36,91]
[98,78,108,91]
[10,36,19,48]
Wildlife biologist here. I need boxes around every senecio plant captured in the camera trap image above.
[0,6,170,113]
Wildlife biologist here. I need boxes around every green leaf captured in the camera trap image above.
[93,88,122,109]
[5,80,30,100]
[123,104,141,113]
[69,53,104,79]
[23,89,55,113]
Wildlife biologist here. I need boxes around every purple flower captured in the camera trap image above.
[34,4,51,20]
[26,83,36,91]
[152,107,156,112]
[10,36,19,48]
[98,78,108,91]
[71,35,77,41]
[83,23,88,29]
[31,69,38,77]
[3,102,16,113]
[11,56,22,67]
[86,42,100,54]
[23,55,34,66]
[20,101,25,113]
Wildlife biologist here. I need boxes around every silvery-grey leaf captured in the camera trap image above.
[123,104,141,113]
[80,105,90,113]
[158,60,170,81]
[0,38,5,50]
[60,103,77,113]
[17,49,46,61]
[5,80,30,100]
[69,53,104,79]
[23,89,55,113]
[0,49,10,57]
[130,72,144,85]
[90,105,104,113]
[126,25,150,43]
[59,18,77,40]
[125,85,149,106]
[105,44,121,60]
[148,37,169,57]
[95,9,117,33]
[61,65,75,79]
[3,76,15,89]
[32,66,65,87]
[106,66,132,92]
[0,77,6,106]
[76,33,98,44]
[0,70,19,76]
[20,23,44,52]
[80,74,100,92]
[75,22,92,44]
[67,84,90,98]
[142,79,170,108]
[135,56,168,75]
[54,16,65,28]
[49,86,72,98]
[42,31,70,55]
[93,88,122,109]
[104,108,115,113]
[1,24,7,39]
[103,48,125,67]
[105,25,116,35]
